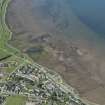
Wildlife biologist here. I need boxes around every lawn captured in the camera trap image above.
[5,95,27,105]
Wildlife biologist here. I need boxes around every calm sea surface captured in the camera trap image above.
[70,0,105,36]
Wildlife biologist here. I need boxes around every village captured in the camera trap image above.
[0,61,86,105]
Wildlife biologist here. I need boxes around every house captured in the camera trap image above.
[0,63,9,68]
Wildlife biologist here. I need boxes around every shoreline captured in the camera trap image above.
[1,0,100,104]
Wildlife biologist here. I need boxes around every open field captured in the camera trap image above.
[5,95,26,105]
[0,0,20,59]
[0,0,12,47]
[0,49,10,60]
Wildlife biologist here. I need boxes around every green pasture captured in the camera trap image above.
[5,95,27,105]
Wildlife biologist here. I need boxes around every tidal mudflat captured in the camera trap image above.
[6,0,105,104]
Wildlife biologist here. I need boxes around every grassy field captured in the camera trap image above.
[5,95,26,105]
[0,0,22,62]
[0,0,11,59]
[0,49,10,59]
[0,0,12,47]
[0,0,12,59]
